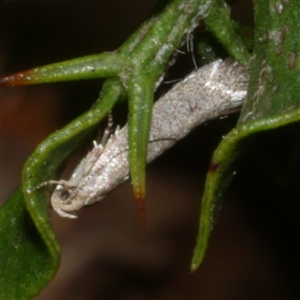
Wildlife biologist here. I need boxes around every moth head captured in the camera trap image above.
[51,186,79,219]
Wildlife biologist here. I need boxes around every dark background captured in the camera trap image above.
[0,1,299,299]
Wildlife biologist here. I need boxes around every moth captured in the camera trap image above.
[38,58,249,218]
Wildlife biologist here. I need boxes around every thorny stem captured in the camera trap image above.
[0,1,250,226]
[1,0,252,274]
[3,0,243,228]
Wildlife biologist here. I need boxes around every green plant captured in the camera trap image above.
[0,0,299,298]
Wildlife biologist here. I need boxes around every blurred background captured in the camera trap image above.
[0,0,299,299]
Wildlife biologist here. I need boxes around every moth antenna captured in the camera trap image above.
[33,179,75,191]
[186,30,198,70]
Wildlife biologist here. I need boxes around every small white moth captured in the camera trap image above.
[40,58,249,218]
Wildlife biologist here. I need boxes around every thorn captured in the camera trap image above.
[190,264,198,273]
[135,193,146,232]
[0,69,34,86]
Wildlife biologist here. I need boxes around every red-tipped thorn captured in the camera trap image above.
[135,193,146,232]
[0,69,35,86]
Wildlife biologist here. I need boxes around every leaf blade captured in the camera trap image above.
[191,0,300,271]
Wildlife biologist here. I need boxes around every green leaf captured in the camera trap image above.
[191,0,300,271]
[0,189,60,299]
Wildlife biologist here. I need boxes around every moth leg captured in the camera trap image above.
[100,111,114,146]
[52,204,78,219]
[50,187,81,219]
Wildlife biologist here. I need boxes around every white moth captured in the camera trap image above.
[41,58,249,218]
